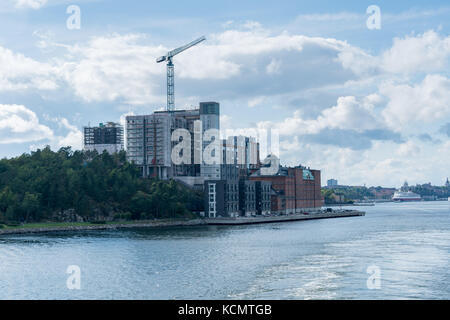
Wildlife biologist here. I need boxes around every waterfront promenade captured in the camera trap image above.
[205,210,365,225]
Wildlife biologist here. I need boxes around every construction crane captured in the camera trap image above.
[157,36,206,112]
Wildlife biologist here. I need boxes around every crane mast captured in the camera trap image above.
[167,58,175,111]
[156,36,206,112]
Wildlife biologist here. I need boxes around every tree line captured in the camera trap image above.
[0,147,204,224]
[322,184,450,204]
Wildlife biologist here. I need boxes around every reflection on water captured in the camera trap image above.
[0,201,449,299]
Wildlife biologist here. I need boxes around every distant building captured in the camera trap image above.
[204,174,271,218]
[222,136,259,171]
[219,162,240,217]
[126,112,173,179]
[368,187,396,200]
[327,179,338,187]
[250,164,324,214]
[83,122,124,154]
[446,178,450,188]
[239,179,257,216]
[126,103,220,181]
[204,179,240,218]
[255,180,272,215]
[125,102,262,188]
[200,102,221,180]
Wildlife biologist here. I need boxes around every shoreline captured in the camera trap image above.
[0,210,365,236]
[0,219,206,236]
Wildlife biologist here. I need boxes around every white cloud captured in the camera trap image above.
[382,30,450,74]
[0,104,53,144]
[338,30,450,77]
[242,21,263,30]
[278,137,449,188]
[219,114,233,133]
[15,0,47,9]
[337,46,378,76]
[381,74,450,130]
[54,118,82,150]
[397,141,421,157]
[0,104,82,151]
[59,34,165,105]
[316,96,382,132]
[263,95,383,137]
[35,28,360,105]
[0,46,58,91]
[22,26,450,110]
[295,12,361,22]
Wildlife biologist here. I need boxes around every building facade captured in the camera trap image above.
[126,112,172,179]
[204,179,240,218]
[250,165,324,214]
[125,102,222,182]
[239,179,257,216]
[222,136,259,170]
[83,122,124,154]
[255,180,272,215]
[200,102,221,180]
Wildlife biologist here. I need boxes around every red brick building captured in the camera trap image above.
[250,165,324,214]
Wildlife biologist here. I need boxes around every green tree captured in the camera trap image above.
[21,192,40,222]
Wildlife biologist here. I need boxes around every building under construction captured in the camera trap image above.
[126,102,221,181]
[83,122,124,154]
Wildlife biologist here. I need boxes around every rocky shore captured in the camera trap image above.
[0,219,206,236]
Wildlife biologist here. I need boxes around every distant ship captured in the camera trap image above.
[392,191,421,202]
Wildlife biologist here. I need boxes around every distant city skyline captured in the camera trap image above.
[0,0,449,187]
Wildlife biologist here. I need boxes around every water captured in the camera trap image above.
[0,201,449,300]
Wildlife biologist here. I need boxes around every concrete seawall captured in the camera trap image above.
[205,210,365,225]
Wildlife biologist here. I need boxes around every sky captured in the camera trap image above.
[0,0,449,187]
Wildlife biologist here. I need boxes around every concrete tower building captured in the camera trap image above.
[200,102,221,180]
